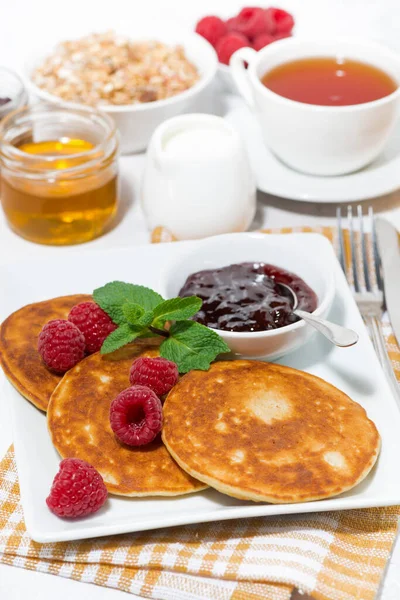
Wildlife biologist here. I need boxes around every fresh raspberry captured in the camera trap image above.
[273,32,293,41]
[46,458,108,518]
[226,16,240,32]
[234,7,266,39]
[68,301,117,354]
[216,33,249,65]
[38,319,85,373]
[264,8,295,35]
[195,16,228,48]
[253,33,275,51]
[110,386,163,446]
[129,357,178,396]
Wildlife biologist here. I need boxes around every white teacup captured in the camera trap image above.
[141,114,256,239]
[230,38,400,176]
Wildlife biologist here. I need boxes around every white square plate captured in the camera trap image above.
[1,234,400,543]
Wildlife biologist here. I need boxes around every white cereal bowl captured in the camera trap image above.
[24,26,218,155]
[161,232,335,360]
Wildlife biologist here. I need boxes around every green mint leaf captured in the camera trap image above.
[160,321,230,373]
[93,281,164,325]
[124,285,164,310]
[100,323,144,354]
[122,302,145,324]
[136,310,155,328]
[122,303,154,329]
[152,296,202,326]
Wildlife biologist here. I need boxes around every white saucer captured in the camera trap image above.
[225,101,400,203]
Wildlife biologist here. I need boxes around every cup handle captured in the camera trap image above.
[230,47,257,108]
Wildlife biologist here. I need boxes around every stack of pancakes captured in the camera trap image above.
[0,295,380,503]
[0,294,91,412]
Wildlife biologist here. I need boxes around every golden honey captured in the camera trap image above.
[0,104,119,245]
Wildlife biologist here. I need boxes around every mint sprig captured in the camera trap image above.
[94,281,163,325]
[93,281,230,373]
[100,323,145,354]
[152,297,202,326]
[160,321,230,372]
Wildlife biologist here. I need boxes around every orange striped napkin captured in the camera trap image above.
[0,226,399,600]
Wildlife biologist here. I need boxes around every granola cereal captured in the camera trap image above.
[32,31,200,106]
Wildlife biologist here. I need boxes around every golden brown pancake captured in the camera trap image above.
[162,360,381,503]
[47,346,206,497]
[0,294,91,412]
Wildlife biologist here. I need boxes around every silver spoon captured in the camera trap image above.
[278,283,359,347]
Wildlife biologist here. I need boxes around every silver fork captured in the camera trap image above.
[337,205,400,403]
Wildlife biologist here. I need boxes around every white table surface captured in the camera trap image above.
[1,0,400,598]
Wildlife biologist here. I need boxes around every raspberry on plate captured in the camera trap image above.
[234,7,267,39]
[253,33,275,51]
[68,301,117,354]
[195,16,228,48]
[46,458,108,518]
[110,385,163,446]
[129,357,178,397]
[264,8,295,35]
[216,33,249,65]
[38,319,85,373]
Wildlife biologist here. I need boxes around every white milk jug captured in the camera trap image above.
[141,114,256,239]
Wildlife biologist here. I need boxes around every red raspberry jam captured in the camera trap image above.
[179,262,317,333]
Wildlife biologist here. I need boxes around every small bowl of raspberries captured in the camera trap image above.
[195,7,295,93]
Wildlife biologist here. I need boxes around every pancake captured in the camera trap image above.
[162,360,380,503]
[0,294,91,412]
[47,346,206,497]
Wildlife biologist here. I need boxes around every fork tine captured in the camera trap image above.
[348,205,360,292]
[358,204,371,291]
[370,206,384,292]
[336,207,346,273]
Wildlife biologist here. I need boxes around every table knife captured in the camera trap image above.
[375,217,400,347]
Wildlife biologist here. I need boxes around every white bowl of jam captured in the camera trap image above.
[161,232,335,360]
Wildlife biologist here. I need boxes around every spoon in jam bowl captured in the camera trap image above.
[277,283,359,347]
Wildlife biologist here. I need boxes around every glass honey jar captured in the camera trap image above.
[0,67,28,121]
[0,103,119,245]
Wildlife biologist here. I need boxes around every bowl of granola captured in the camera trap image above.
[25,28,218,154]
